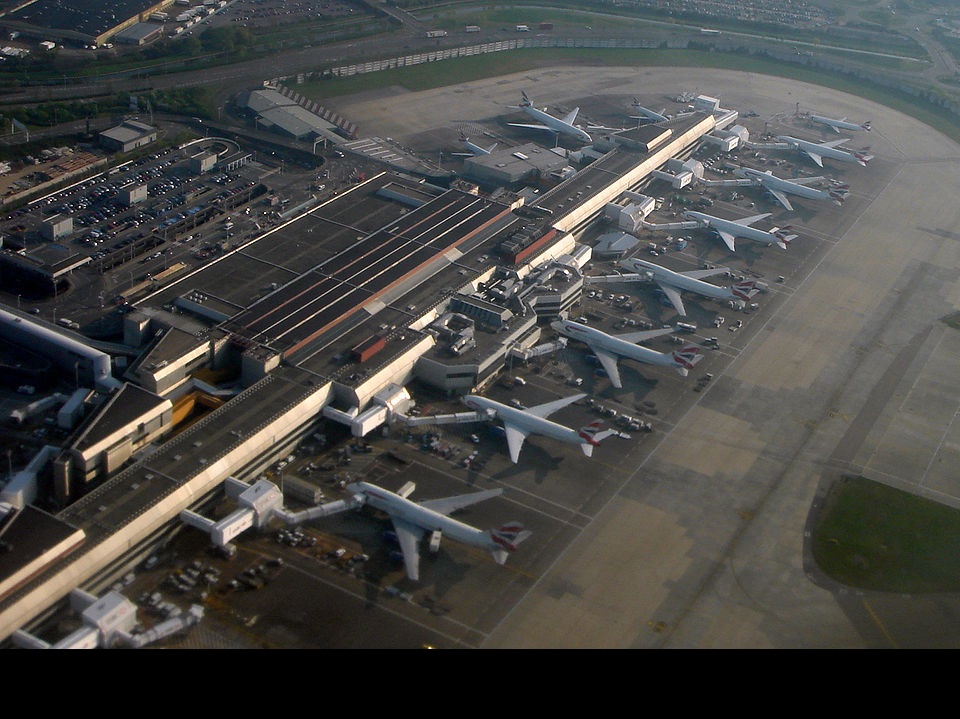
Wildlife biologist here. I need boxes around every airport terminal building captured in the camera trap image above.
[0,105,726,642]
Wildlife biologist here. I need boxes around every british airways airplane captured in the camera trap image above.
[616,257,759,317]
[507,91,593,144]
[735,167,849,211]
[776,135,874,167]
[808,113,872,134]
[462,393,620,463]
[552,319,702,388]
[683,210,797,252]
[345,480,531,581]
[451,130,498,157]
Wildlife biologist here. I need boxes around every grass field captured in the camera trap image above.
[305,47,960,144]
[812,476,960,593]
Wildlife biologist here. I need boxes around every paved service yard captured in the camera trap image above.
[110,65,960,650]
[329,65,960,649]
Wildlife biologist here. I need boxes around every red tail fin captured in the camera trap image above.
[577,419,605,445]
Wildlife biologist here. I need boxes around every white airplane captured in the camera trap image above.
[683,210,797,252]
[776,135,874,167]
[508,91,593,144]
[552,318,703,388]
[735,167,849,211]
[345,480,531,582]
[617,257,759,317]
[629,98,669,123]
[462,393,619,463]
[452,131,498,157]
[808,113,872,134]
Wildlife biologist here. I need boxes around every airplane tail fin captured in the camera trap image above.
[577,420,619,456]
[520,91,532,107]
[773,226,796,249]
[489,522,532,565]
[862,121,872,132]
[672,345,703,375]
[732,280,759,301]
[828,185,849,204]
[853,150,873,165]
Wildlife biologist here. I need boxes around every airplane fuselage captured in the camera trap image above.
[777,135,871,166]
[348,481,491,547]
[620,258,741,303]
[739,169,829,202]
[809,114,870,132]
[683,210,785,247]
[519,105,592,143]
[463,395,586,447]
[737,168,845,208]
[461,138,495,156]
[553,319,680,370]
[630,104,668,123]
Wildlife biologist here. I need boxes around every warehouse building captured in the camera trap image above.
[99,121,157,154]
[3,0,175,46]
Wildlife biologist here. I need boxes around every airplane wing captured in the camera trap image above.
[717,230,737,252]
[786,175,826,186]
[683,267,730,280]
[390,516,426,581]
[823,138,851,148]
[734,212,772,227]
[525,393,586,419]
[655,282,687,316]
[615,327,675,344]
[508,121,554,133]
[562,107,580,125]
[766,187,794,211]
[592,348,622,388]
[503,423,531,464]
[420,487,504,515]
[803,150,825,167]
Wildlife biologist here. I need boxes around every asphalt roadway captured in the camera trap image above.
[318,66,960,649]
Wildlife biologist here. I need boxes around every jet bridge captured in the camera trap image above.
[584,273,646,285]
[11,588,204,649]
[698,176,754,188]
[639,218,700,232]
[179,476,364,547]
[395,410,488,428]
[508,337,567,362]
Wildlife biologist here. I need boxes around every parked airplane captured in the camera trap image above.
[617,257,759,317]
[735,167,849,211]
[508,91,593,143]
[776,135,874,167]
[629,99,669,123]
[462,393,619,463]
[452,131,498,157]
[683,210,797,252]
[808,113,872,134]
[345,480,531,581]
[552,318,703,388]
